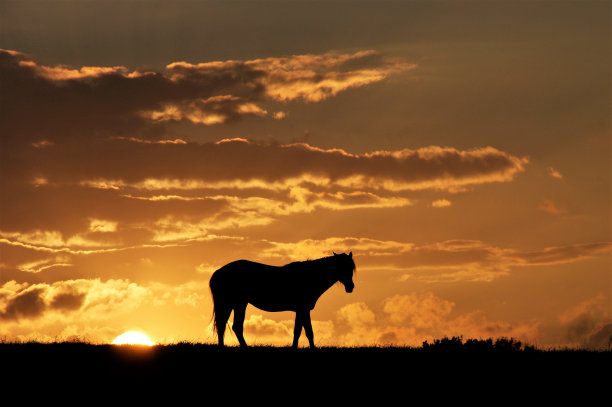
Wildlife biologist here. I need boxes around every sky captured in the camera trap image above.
[0,0,610,348]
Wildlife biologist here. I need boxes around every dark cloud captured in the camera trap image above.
[0,279,149,322]
[585,324,612,350]
[0,48,409,150]
[0,282,85,320]
[557,294,611,349]
[1,287,46,320]
[11,138,526,189]
[517,242,612,265]
[49,291,86,311]
[0,48,422,198]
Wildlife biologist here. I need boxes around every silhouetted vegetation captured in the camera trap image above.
[422,335,536,352]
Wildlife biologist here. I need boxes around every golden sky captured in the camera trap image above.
[1,1,610,348]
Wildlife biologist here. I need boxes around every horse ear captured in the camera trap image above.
[349,251,352,258]
[333,251,338,256]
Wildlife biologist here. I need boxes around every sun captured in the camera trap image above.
[112,331,155,346]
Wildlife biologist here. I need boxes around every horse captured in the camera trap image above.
[209,252,356,348]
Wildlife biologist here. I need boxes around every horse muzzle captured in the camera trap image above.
[345,283,354,293]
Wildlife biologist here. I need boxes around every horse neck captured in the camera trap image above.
[309,257,340,292]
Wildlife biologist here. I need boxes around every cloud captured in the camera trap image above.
[548,167,563,179]
[337,302,376,326]
[431,199,451,208]
[17,256,72,274]
[383,293,453,327]
[539,294,612,349]
[49,290,87,311]
[515,242,612,266]
[0,48,528,258]
[0,48,413,149]
[0,278,209,323]
[20,138,527,193]
[584,324,612,350]
[167,50,416,103]
[17,60,133,81]
[558,294,610,346]
[0,277,213,343]
[325,294,539,347]
[89,219,118,233]
[0,136,526,253]
[0,279,151,321]
[241,315,293,346]
[141,95,268,125]
[205,295,537,348]
[3,232,608,287]
[538,199,567,215]
[0,285,47,320]
[258,236,411,263]
[0,229,121,252]
[0,280,91,321]
[147,280,210,308]
[258,237,612,282]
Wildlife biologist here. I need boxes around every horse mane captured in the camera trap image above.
[283,254,356,275]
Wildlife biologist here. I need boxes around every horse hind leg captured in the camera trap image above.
[214,304,232,347]
[232,303,248,348]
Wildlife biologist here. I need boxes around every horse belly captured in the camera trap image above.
[248,291,297,312]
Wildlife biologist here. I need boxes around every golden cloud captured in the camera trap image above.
[431,199,451,208]
[166,50,416,103]
[332,295,539,347]
[142,96,268,125]
[17,60,131,80]
[383,293,454,327]
[548,167,563,180]
[243,314,292,340]
[225,293,534,347]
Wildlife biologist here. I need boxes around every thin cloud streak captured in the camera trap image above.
[24,139,528,192]
[258,237,612,282]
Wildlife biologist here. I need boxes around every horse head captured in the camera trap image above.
[333,251,355,293]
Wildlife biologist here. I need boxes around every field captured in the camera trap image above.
[2,338,610,402]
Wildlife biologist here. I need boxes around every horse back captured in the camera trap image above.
[210,260,306,311]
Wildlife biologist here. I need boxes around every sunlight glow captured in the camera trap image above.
[112,331,155,346]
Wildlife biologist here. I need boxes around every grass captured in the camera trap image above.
[2,337,609,400]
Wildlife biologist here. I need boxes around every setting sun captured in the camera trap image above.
[112,331,155,346]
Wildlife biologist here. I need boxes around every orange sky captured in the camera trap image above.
[1,1,610,348]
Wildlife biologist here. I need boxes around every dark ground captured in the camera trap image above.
[2,341,610,403]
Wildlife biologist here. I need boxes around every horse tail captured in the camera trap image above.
[209,268,231,338]
[209,271,219,336]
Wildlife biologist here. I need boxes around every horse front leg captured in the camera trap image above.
[232,303,248,348]
[292,311,304,348]
[303,310,316,349]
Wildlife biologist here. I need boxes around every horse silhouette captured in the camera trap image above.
[209,252,356,348]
